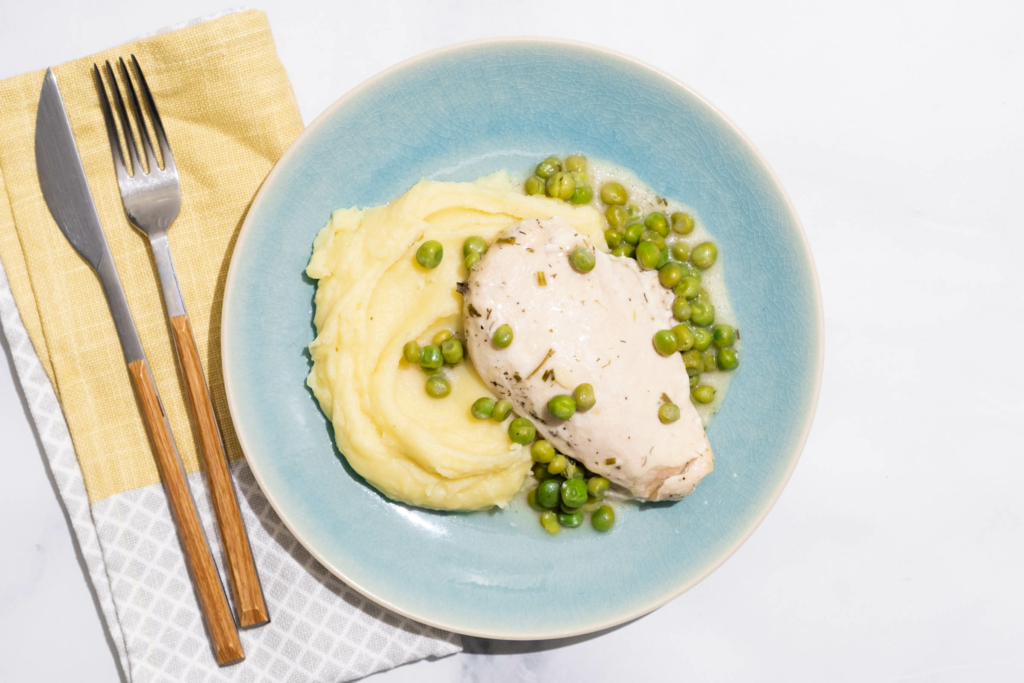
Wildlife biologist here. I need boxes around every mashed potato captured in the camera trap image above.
[306,173,605,510]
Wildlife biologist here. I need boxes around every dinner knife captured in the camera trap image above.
[34,68,243,667]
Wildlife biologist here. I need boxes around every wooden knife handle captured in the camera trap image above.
[128,359,244,666]
[171,315,269,628]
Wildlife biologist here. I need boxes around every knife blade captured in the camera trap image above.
[34,68,244,667]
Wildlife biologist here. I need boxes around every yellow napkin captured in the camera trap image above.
[0,10,303,503]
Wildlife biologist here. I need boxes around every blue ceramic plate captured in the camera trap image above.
[222,38,823,639]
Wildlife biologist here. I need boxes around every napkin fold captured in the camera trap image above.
[0,10,460,681]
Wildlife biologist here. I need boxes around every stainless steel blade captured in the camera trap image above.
[35,68,144,364]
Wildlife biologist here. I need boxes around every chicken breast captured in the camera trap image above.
[462,217,713,501]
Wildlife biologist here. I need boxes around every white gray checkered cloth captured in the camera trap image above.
[0,256,461,681]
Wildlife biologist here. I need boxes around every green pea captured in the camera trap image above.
[540,510,560,534]
[573,383,596,411]
[524,176,546,195]
[440,338,463,365]
[533,462,553,481]
[402,341,422,364]
[653,329,678,356]
[471,397,495,419]
[548,454,567,475]
[600,182,627,205]
[717,348,739,370]
[644,212,669,237]
[535,156,562,179]
[684,266,703,282]
[627,204,642,220]
[671,297,692,322]
[605,229,623,249]
[674,275,701,300]
[581,498,604,513]
[606,205,629,229]
[659,402,681,423]
[546,172,575,200]
[537,478,561,508]
[508,417,536,444]
[690,300,715,327]
[419,345,443,370]
[623,223,643,246]
[689,373,700,388]
[432,329,453,345]
[592,505,615,531]
[531,439,556,463]
[464,252,481,270]
[570,185,593,205]
[570,246,596,273]
[670,241,691,262]
[527,489,545,511]
[692,327,713,351]
[636,241,661,270]
[491,400,513,422]
[493,324,513,348]
[565,155,587,173]
[558,511,584,528]
[692,384,716,404]
[611,244,635,258]
[415,240,443,269]
[671,212,695,234]
[702,349,718,372]
[548,394,577,420]
[561,478,588,508]
[560,501,581,514]
[659,262,684,289]
[425,375,451,398]
[672,324,695,351]
[587,476,610,498]
[691,242,718,269]
[712,324,735,348]
[463,236,487,257]
[682,349,703,374]
[639,231,666,250]
[696,287,711,301]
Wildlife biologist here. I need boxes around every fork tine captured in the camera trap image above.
[104,60,143,177]
[93,64,130,188]
[118,57,160,173]
[130,55,175,172]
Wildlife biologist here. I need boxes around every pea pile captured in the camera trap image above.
[402,328,465,398]
[527,441,615,534]
[524,155,594,204]
[524,154,741,410]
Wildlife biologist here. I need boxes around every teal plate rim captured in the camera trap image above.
[222,37,824,639]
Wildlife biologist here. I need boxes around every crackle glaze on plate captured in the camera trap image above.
[222,38,823,639]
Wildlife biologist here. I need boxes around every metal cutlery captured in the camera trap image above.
[92,55,269,629]
[35,68,244,666]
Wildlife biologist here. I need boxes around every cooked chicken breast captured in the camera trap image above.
[462,217,713,501]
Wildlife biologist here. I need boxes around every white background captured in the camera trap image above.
[2,1,1023,681]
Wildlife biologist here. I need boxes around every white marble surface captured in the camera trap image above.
[2,1,1023,681]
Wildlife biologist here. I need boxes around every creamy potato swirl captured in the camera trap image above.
[306,174,605,510]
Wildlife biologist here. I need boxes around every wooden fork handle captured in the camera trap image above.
[170,315,269,628]
[128,359,243,666]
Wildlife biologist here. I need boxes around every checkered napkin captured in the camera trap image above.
[0,10,460,681]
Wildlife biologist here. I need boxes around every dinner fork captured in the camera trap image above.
[94,56,269,628]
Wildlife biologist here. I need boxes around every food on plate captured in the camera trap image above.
[462,217,713,501]
[306,154,741,529]
[305,173,604,511]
